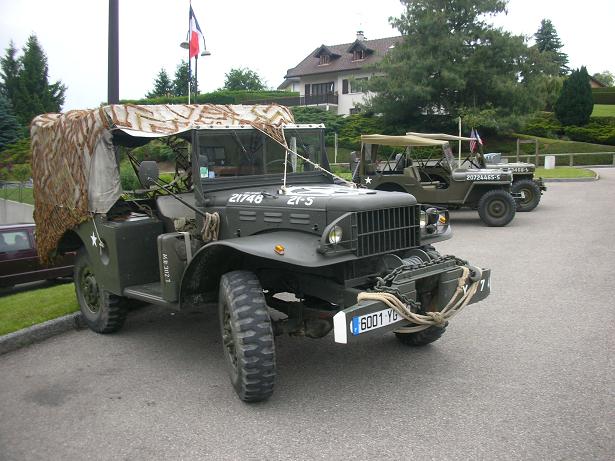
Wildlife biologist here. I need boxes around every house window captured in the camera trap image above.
[350,77,368,94]
[310,82,334,96]
[349,108,360,115]
[319,54,330,65]
[352,50,365,61]
[342,79,349,94]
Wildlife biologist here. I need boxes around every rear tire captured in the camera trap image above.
[74,249,127,334]
[477,189,516,227]
[512,179,541,212]
[395,324,447,346]
[219,271,276,402]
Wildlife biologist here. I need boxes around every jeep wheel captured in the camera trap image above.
[219,271,276,402]
[74,249,127,333]
[395,324,447,346]
[477,189,516,227]
[512,179,541,212]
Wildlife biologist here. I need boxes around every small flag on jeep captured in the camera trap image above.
[470,128,483,153]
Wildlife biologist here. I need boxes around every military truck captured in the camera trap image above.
[407,133,546,212]
[31,105,491,402]
[353,134,517,227]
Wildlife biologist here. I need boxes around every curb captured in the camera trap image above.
[0,312,85,356]
[543,174,600,183]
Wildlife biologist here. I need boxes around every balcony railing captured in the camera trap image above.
[243,93,338,107]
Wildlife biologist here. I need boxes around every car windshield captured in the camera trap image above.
[196,128,327,182]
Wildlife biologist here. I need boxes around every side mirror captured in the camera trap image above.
[137,161,159,188]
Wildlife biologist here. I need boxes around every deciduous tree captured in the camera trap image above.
[592,70,614,87]
[223,68,265,91]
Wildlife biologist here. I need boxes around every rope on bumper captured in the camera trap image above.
[357,266,482,334]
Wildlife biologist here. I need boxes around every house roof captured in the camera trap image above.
[284,35,401,79]
[589,75,607,88]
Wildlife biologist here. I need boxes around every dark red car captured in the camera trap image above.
[0,223,74,288]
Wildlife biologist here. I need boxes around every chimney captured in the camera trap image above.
[356,30,365,41]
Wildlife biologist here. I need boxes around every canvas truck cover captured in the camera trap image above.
[30,103,294,262]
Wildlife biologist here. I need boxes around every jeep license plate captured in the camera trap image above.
[351,308,404,336]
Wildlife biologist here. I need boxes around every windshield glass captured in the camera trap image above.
[197,128,326,182]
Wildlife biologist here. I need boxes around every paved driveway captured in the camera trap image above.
[1,170,613,460]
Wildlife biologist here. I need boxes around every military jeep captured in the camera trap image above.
[353,134,517,227]
[31,105,492,402]
[406,133,547,212]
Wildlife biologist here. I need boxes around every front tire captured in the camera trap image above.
[219,271,276,402]
[477,189,516,227]
[74,249,127,333]
[512,179,541,212]
[395,324,447,346]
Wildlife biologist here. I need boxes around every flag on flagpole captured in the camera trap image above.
[469,128,483,153]
[189,5,204,59]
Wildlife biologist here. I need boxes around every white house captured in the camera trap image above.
[279,32,401,115]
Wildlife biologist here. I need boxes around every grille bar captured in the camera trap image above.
[355,206,419,257]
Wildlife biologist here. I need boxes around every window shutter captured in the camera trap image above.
[305,84,310,96]
[342,79,348,94]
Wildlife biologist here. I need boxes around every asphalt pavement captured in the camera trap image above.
[1,170,613,460]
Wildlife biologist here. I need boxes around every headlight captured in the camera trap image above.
[327,225,343,244]
[420,210,427,228]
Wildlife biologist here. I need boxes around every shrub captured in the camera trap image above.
[121,90,298,106]
[555,67,594,126]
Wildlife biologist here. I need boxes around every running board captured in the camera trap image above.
[123,282,178,309]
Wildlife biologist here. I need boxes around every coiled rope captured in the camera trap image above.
[357,266,482,334]
[201,211,220,242]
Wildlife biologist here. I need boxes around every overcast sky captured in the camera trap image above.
[1,0,613,111]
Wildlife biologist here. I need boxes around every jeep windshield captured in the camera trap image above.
[196,127,331,191]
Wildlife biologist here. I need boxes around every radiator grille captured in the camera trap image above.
[355,206,420,257]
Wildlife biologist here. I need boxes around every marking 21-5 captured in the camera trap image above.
[286,196,314,206]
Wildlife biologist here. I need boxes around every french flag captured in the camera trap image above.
[189,5,204,59]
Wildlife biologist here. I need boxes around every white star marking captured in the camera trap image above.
[365,177,372,184]
[90,232,98,247]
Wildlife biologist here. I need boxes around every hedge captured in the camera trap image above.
[592,88,615,105]
[523,112,615,146]
[121,90,299,106]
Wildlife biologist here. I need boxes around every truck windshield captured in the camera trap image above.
[197,128,326,182]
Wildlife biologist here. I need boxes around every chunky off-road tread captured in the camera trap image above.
[219,271,275,402]
[477,189,516,227]
[512,179,541,212]
[395,324,447,346]
[74,250,127,334]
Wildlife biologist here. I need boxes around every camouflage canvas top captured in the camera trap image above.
[30,103,294,261]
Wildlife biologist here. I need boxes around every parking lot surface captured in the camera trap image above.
[1,169,613,460]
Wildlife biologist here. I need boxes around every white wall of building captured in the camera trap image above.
[298,71,373,115]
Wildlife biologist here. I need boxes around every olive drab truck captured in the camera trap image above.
[31,104,492,402]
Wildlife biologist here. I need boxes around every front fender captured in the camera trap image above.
[178,231,360,306]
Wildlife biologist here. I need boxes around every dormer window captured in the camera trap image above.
[319,54,330,65]
[352,50,365,61]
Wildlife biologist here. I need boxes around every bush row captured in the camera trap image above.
[523,112,615,146]
[592,88,615,105]
[121,90,298,106]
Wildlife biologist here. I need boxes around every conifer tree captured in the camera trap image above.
[0,94,22,150]
[554,67,593,126]
[146,68,173,98]
[534,19,569,75]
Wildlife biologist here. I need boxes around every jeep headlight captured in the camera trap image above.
[327,225,343,244]
[420,210,427,228]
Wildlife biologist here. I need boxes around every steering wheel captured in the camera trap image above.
[265,158,293,173]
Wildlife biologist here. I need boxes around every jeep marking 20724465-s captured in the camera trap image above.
[31,104,491,402]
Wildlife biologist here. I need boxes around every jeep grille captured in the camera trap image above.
[355,206,420,257]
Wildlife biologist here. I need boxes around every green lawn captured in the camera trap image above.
[535,167,596,179]
[592,105,615,117]
[0,186,34,205]
[0,282,78,336]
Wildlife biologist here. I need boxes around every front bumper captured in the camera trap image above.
[333,260,491,344]
[535,177,547,192]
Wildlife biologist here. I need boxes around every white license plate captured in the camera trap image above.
[351,308,403,336]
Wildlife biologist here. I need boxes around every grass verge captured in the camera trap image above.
[0,186,34,205]
[535,167,596,179]
[0,282,78,336]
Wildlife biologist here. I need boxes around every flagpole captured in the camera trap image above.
[458,116,462,164]
[187,1,191,103]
